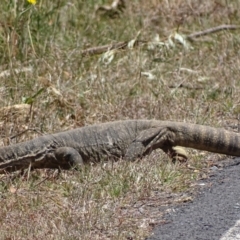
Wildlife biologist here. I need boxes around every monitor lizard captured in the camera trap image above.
[0,119,239,173]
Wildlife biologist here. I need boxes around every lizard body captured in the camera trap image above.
[0,119,239,173]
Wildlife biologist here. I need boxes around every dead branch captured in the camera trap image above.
[187,24,240,40]
[81,40,147,56]
[81,25,240,57]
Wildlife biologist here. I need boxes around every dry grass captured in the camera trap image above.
[0,0,240,239]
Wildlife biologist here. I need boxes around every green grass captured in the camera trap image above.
[0,0,240,239]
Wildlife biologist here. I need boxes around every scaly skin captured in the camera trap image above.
[0,119,239,173]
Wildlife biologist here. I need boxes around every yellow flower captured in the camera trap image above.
[27,0,36,4]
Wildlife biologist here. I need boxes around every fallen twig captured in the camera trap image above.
[81,24,240,56]
[187,24,240,40]
[81,40,146,56]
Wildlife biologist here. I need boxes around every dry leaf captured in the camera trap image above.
[9,185,17,194]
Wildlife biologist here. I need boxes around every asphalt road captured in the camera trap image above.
[148,158,240,240]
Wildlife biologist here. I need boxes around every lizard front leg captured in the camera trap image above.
[124,142,146,161]
[42,147,83,170]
